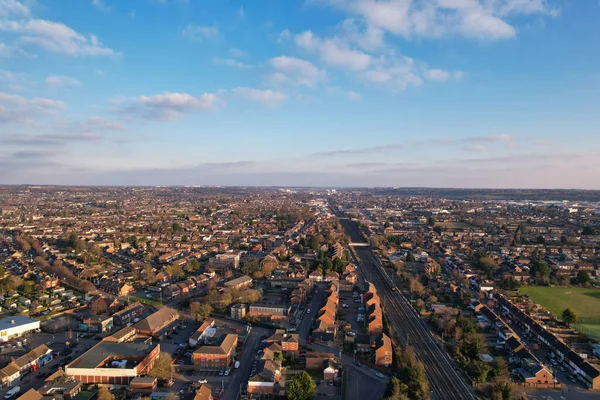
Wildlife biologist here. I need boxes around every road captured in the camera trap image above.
[224,330,262,400]
[297,284,324,341]
[331,204,475,400]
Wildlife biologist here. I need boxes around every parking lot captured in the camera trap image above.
[338,290,365,336]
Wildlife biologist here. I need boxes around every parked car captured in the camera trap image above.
[198,379,208,384]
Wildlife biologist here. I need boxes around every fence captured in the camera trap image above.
[573,319,600,342]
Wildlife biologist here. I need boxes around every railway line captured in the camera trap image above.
[332,204,475,400]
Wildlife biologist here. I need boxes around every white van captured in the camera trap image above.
[4,386,20,399]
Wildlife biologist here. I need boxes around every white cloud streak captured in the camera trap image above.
[268,56,326,87]
[182,25,219,41]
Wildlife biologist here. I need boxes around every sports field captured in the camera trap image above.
[520,286,600,339]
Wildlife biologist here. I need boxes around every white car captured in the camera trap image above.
[224,369,231,376]
[306,309,311,314]
[375,372,386,379]
[198,379,208,384]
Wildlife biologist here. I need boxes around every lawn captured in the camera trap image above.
[133,296,163,308]
[520,286,600,339]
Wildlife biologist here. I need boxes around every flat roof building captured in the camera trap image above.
[65,340,160,385]
[0,316,40,343]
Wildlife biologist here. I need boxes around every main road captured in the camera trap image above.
[331,202,475,400]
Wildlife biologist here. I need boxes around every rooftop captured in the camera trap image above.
[66,340,158,370]
[0,316,39,330]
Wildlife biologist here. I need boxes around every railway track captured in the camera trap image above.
[331,205,475,400]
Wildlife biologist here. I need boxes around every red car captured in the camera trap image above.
[235,328,240,333]
[307,339,314,344]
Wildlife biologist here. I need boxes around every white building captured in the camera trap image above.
[0,316,40,342]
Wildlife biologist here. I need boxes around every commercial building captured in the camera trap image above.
[0,345,53,387]
[133,307,178,336]
[192,334,237,370]
[0,316,40,343]
[65,341,160,384]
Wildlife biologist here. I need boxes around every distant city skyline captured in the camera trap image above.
[1,0,599,188]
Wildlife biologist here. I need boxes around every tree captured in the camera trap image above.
[582,226,596,236]
[461,331,486,360]
[188,258,200,272]
[240,258,260,277]
[148,352,173,381]
[500,277,520,291]
[469,360,492,384]
[308,236,320,251]
[385,377,409,400]
[287,371,316,400]
[562,308,577,326]
[189,302,213,321]
[577,270,591,285]
[406,252,416,263]
[98,387,114,400]
[273,351,284,361]
[409,277,424,295]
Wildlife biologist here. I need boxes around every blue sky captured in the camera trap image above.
[1,0,599,188]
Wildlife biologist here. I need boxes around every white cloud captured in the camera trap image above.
[91,0,111,12]
[31,97,65,109]
[295,31,371,71]
[340,18,385,51]
[0,0,29,17]
[269,56,326,87]
[0,91,65,123]
[0,91,26,105]
[238,5,245,17]
[276,29,291,43]
[361,55,423,90]
[228,48,248,58]
[113,92,219,121]
[45,75,82,88]
[0,42,33,57]
[312,0,557,40]
[0,19,118,56]
[347,91,362,101]
[423,68,451,81]
[231,87,286,106]
[182,25,219,41]
[463,144,486,152]
[134,92,219,120]
[212,57,251,70]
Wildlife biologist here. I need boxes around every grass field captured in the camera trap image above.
[520,286,600,339]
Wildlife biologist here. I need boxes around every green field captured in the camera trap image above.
[520,286,600,339]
